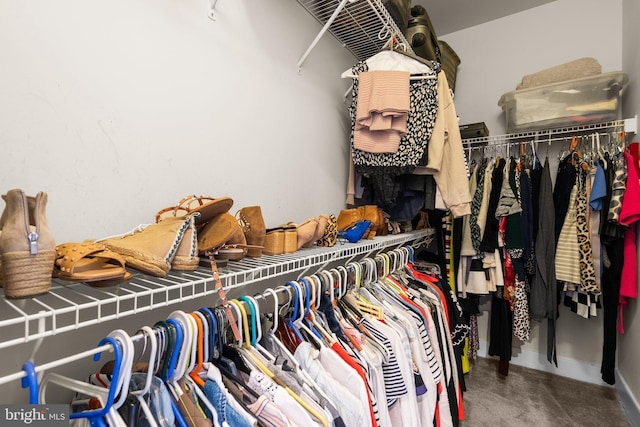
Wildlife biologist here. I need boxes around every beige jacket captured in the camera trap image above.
[414,71,471,217]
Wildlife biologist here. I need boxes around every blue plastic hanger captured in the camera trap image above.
[285,281,304,343]
[67,336,122,425]
[21,361,38,404]
[165,318,184,381]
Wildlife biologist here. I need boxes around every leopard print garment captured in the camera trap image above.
[470,161,485,258]
[576,167,598,293]
[607,154,627,224]
[512,277,531,341]
[349,61,440,172]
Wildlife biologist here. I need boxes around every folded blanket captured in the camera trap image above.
[516,57,601,90]
[354,70,410,153]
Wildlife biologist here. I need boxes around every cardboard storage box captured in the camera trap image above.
[498,71,627,133]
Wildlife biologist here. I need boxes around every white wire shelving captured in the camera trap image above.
[462,118,637,148]
[0,231,429,350]
[296,0,414,69]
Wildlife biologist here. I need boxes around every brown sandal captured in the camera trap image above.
[156,195,234,225]
[54,242,132,286]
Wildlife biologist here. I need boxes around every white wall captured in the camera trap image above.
[442,0,623,136]
[440,0,625,380]
[0,0,356,403]
[0,0,355,244]
[619,0,640,422]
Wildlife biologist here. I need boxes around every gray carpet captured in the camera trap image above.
[459,357,631,426]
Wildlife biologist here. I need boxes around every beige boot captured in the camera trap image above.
[0,189,56,298]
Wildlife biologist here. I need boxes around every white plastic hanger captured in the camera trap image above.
[130,326,159,427]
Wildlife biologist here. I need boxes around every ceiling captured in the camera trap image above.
[416,0,556,35]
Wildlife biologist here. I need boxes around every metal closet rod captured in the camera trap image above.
[462,118,636,147]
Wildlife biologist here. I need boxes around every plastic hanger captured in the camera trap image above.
[284,281,305,344]
[164,318,184,387]
[192,311,210,364]
[40,336,123,427]
[303,276,335,345]
[174,313,220,427]
[187,313,206,387]
[238,296,258,346]
[106,329,135,412]
[129,326,159,427]
[198,307,218,361]
[168,311,196,380]
[21,361,38,404]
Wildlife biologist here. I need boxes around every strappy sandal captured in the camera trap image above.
[54,242,132,287]
[155,195,234,225]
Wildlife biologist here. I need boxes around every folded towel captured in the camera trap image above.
[516,57,601,90]
[354,70,410,153]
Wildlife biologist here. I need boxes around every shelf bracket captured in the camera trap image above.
[624,115,638,134]
[297,0,351,71]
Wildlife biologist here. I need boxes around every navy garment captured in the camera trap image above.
[479,158,506,253]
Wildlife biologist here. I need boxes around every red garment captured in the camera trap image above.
[619,225,638,333]
[619,151,640,226]
[618,150,640,333]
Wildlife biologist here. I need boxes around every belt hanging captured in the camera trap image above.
[206,251,241,342]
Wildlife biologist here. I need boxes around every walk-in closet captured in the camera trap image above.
[0,0,638,426]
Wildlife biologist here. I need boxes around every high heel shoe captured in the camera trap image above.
[296,218,319,250]
[0,189,56,298]
[338,220,372,243]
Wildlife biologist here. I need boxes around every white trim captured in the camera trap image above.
[616,369,640,427]
[477,340,607,385]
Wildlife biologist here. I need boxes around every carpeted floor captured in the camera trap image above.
[459,357,631,426]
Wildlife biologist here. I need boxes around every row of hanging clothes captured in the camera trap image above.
[342,45,472,224]
[415,126,639,384]
[21,246,469,427]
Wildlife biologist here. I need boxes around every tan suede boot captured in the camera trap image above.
[236,206,266,257]
[197,213,247,254]
[0,189,56,298]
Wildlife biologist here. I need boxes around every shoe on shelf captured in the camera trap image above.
[0,189,56,298]
[317,214,338,247]
[263,227,285,255]
[236,206,266,258]
[99,215,195,277]
[338,220,372,244]
[156,195,234,225]
[296,218,319,250]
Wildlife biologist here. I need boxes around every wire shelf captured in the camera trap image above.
[0,231,429,350]
[297,0,413,66]
[462,119,630,147]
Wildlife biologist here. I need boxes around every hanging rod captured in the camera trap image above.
[462,119,635,147]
